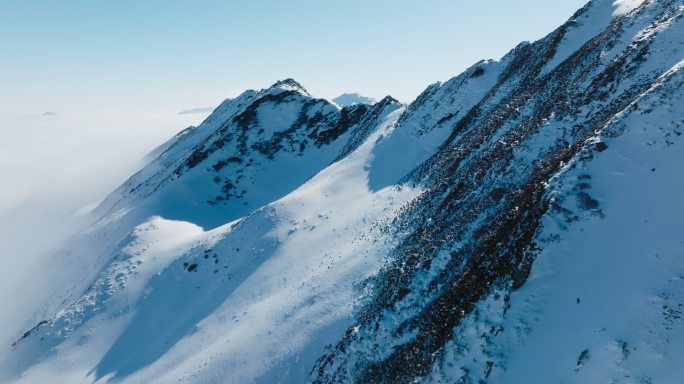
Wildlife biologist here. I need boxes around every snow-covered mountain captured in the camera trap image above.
[3,0,684,383]
[332,93,378,108]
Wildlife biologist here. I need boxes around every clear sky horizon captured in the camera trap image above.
[1,0,589,117]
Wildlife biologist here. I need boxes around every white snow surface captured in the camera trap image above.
[424,44,684,384]
[613,0,648,16]
[503,70,684,383]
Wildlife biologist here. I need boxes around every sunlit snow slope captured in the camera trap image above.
[3,1,683,383]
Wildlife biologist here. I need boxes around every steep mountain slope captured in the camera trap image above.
[3,0,683,383]
[313,1,684,382]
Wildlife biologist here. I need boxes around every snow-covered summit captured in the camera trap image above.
[94,78,401,229]
[268,78,311,96]
[332,93,378,108]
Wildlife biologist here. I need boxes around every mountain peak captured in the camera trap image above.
[332,93,378,108]
[269,78,310,96]
[377,95,400,105]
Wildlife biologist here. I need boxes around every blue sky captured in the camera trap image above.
[1,0,588,116]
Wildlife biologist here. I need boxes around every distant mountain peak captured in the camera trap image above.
[332,93,378,108]
[269,78,310,96]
